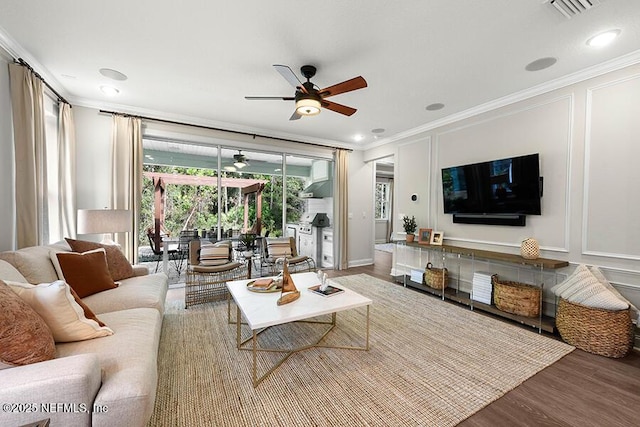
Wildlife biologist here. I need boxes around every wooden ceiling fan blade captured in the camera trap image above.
[318,76,367,98]
[273,64,307,93]
[245,96,295,100]
[322,100,357,116]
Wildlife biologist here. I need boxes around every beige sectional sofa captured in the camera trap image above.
[0,241,168,427]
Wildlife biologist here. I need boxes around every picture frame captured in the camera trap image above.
[430,231,444,246]
[418,228,432,245]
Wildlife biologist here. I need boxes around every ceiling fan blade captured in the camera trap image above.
[322,100,357,116]
[318,76,367,98]
[273,64,307,93]
[245,96,295,100]
[289,110,302,121]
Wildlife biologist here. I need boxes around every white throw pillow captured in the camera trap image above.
[589,266,639,321]
[551,265,629,311]
[7,280,113,342]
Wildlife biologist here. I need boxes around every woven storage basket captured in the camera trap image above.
[556,298,633,358]
[423,262,448,290]
[491,275,541,317]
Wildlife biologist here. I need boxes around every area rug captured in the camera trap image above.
[149,274,573,426]
[375,243,394,253]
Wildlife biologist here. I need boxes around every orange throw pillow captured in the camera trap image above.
[65,238,134,281]
[69,286,106,327]
[56,249,118,298]
[0,281,56,369]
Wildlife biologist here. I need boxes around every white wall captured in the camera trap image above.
[366,62,640,308]
[0,55,15,251]
[347,150,374,267]
[73,106,113,210]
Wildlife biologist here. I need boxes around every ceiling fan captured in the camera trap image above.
[245,64,367,120]
[223,151,249,172]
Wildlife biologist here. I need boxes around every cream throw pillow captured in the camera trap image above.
[551,264,629,311]
[589,266,639,321]
[7,280,113,342]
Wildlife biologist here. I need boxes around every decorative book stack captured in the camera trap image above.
[472,271,494,304]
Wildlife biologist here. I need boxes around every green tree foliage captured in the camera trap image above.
[139,165,308,244]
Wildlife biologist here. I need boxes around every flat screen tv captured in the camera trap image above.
[442,153,542,216]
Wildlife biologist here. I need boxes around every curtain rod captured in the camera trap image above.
[16,58,71,106]
[99,109,352,153]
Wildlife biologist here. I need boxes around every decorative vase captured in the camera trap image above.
[520,238,539,259]
[406,234,415,243]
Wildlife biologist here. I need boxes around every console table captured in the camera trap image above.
[392,242,569,333]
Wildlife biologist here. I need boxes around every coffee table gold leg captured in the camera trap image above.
[252,330,257,387]
[366,305,370,351]
[236,305,241,349]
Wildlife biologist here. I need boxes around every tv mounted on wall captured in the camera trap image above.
[441,153,542,226]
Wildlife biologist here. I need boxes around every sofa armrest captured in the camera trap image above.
[0,354,101,427]
[131,264,149,276]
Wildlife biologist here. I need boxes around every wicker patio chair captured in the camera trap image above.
[261,236,316,276]
[185,239,248,308]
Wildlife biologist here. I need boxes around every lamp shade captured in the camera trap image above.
[77,209,132,234]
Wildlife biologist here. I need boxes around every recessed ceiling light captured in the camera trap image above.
[353,134,364,142]
[425,103,445,111]
[100,85,120,96]
[371,128,385,134]
[586,29,621,47]
[525,57,557,72]
[99,68,128,81]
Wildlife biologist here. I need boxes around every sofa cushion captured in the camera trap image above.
[266,237,292,258]
[7,280,113,342]
[0,280,56,369]
[82,272,169,315]
[55,249,118,298]
[198,244,231,266]
[65,238,135,281]
[0,245,60,284]
[551,264,629,310]
[56,307,162,427]
[0,259,28,283]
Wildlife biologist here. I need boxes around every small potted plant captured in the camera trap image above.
[239,233,257,257]
[402,215,417,242]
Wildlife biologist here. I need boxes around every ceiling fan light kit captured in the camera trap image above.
[295,97,321,116]
[245,64,367,120]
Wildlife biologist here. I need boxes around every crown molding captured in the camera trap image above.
[362,49,640,150]
[0,24,71,100]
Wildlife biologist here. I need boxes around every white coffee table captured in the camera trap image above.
[226,271,372,387]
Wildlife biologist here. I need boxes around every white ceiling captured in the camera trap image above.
[1,0,639,150]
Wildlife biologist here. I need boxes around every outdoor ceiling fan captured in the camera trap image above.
[233,151,248,168]
[245,64,367,120]
[223,151,249,172]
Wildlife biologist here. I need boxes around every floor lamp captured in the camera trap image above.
[77,209,132,246]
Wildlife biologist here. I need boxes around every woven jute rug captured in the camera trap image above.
[149,274,573,426]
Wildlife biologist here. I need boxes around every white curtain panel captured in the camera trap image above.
[9,63,46,248]
[335,149,349,270]
[56,103,77,241]
[111,115,143,262]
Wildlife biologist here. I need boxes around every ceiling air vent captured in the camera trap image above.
[544,0,601,19]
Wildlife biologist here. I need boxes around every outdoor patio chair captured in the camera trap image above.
[175,229,198,274]
[261,236,316,276]
[146,230,180,273]
[185,239,248,308]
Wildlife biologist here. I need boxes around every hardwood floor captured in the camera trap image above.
[331,249,640,427]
